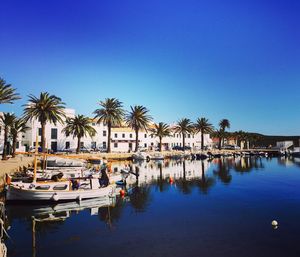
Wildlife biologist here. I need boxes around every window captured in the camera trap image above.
[114,142,118,148]
[129,143,132,149]
[144,143,147,147]
[129,133,132,138]
[51,141,57,152]
[103,141,107,149]
[91,141,96,149]
[65,141,70,149]
[51,128,57,139]
[80,142,84,147]
[103,130,107,136]
[151,142,154,146]
[144,134,147,138]
[92,123,96,126]
[114,133,118,138]
[188,134,191,138]
[38,128,42,136]
[16,141,20,149]
[176,134,178,138]
[122,133,125,138]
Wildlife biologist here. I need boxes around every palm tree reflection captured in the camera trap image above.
[156,162,168,192]
[213,159,232,184]
[234,157,264,174]
[197,161,215,194]
[176,160,192,194]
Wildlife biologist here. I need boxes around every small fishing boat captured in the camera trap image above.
[44,156,86,167]
[6,175,117,202]
[150,153,164,160]
[196,153,208,160]
[132,152,150,161]
[5,139,118,202]
[25,167,125,183]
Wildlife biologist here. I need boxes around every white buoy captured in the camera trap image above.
[271,220,278,226]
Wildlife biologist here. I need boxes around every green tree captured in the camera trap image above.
[174,118,193,150]
[236,130,248,149]
[1,113,16,160]
[0,78,20,104]
[125,105,152,152]
[10,117,29,157]
[62,115,96,154]
[194,117,214,150]
[93,98,124,153]
[218,119,230,149]
[150,122,171,152]
[23,92,66,153]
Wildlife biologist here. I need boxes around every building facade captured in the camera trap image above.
[2,108,212,153]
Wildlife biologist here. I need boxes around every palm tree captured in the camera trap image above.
[0,113,16,160]
[62,115,96,154]
[93,98,124,153]
[194,117,214,150]
[0,78,20,104]
[23,92,66,153]
[10,118,29,157]
[218,119,230,149]
[125,105,152,152]
[150,122,170,152]
[174,118,193,150]
[211,129,223,150]
[236,130,248,149]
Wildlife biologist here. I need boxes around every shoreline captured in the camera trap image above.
[0,148,284,186]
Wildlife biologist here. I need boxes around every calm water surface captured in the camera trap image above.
[5,157,300,257]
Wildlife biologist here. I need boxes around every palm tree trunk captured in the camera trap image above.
[107,122,111,153]
[76,136,81,154]
[41,121,46,153]
[201,160,205,181]
[12,136,17,158]
[201,129,204,150]
[159,137,162,152]
[135,128,139,152]
[218,136,222,150]
[182,133,185,150]
[2,127,8,160]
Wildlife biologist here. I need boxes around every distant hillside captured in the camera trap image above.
[254,134,300,147]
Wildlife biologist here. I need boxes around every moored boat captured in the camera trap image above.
[6,176,117,202]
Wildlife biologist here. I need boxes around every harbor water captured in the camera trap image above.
[5,156,300,257]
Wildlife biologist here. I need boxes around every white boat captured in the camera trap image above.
[6,176,117,202]
[25,167,125,182]
[132,152,150,161]
[43,156,86,167]
[150,153,164,160]
[6,140,119,202]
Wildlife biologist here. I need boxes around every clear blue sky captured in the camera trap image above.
[0,0,299,135]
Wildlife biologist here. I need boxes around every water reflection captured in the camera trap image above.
[197,161,215,194]
[213,158,232,184]
[6,156,300,257]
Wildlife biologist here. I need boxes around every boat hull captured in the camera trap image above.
[6,184,116,202]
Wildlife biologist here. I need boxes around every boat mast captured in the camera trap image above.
[33,132,38,183]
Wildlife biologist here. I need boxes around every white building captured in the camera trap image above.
[2,108,212,153]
